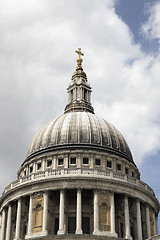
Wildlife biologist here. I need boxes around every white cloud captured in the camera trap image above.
[141,2,160,42]
[0,0,160,193]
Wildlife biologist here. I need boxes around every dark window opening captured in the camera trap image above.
[132,171,134,177]
[47,160,52,167]
[107,160,112,168]
[83,157,89,165]
[70,157,76,165]
[95,158,101,166]
[125,168,129,175]
[54,218,59,234]
[117,164,121,171]
[58,158,63,166]
[71,89,73,101]
[68,217,76,234]
[82,217,90,234]
[84,89,87,101]
[24,170,26,176]
[30,166,33,174]
[37,163,41,170]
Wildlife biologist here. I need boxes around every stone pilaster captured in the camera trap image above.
[42,160,45,171]
[53,157,56,169]
[77,154,81,168]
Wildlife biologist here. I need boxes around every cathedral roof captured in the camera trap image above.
[26,111,133,163]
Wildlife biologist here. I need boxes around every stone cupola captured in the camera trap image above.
[64,48,94,114]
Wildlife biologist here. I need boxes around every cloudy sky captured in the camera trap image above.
[0,0,160,226]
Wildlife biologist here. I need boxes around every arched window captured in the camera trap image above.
[32,202,43,233]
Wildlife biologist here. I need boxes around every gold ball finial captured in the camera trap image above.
[75,48,84,70]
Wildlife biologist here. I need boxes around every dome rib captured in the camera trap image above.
[25,112,133,164]
[102,119,113,148]
[91,113,103,145]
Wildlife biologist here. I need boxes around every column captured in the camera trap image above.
[110,193,117,237]
[58,189,65,235]
[93,189,99,234]
[1,209,6,240]
[14,199,22,240]
[42,192,48,235]
[76,189,82,234]
[6,204,12,240]
[153,211,156,236]
[156,215,159,235]
[124,196,132,240]
[146,205,151,239]
[27,195,33,236]
[136,199,142,240]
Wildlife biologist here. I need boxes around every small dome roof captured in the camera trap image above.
[25,112,133,163]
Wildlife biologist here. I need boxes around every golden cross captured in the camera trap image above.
[75,48,84,60]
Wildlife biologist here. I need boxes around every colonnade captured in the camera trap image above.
[0,189,158,240]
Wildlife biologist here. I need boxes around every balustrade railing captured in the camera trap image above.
[2,168,154,197]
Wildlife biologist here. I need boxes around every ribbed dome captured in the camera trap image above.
[26,112,133,163]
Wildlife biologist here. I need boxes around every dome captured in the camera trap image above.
[26,111,133,163]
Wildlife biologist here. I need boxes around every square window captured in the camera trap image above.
[95,158,101,166]
[30,166,33,173]
[117,164,121,171]
[107,161,112,168]
[58,158,63,166]
[83,157,89,165]
[37,163,41,170]
[70,157,76,165]
[47,160,52,167]
[125,168,129,175]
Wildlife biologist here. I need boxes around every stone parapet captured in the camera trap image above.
[1,168,155,197]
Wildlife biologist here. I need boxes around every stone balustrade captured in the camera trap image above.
[1,168,154,197]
